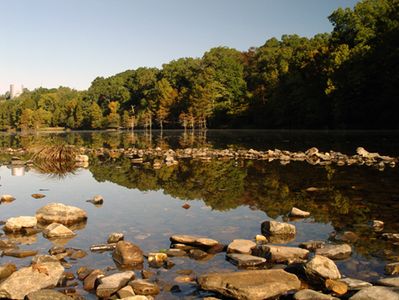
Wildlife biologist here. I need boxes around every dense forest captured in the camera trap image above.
[1,0,398,130]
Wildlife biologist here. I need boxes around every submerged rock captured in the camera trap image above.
[316,244,352,260]
[112,241,144,266]
[198,269,301,300]
[36,203,87,225]
[3,216,37,233]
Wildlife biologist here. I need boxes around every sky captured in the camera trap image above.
[0,0,358,94]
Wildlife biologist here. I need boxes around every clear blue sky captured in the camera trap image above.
[0,0,358,94]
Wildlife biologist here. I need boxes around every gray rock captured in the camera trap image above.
[261,220,296,236]
[305,255,341,282]
[253,245,309,264]
[108,232,124,243]
[378,277,399,287]
[226,253,267,268]
[36,203,87,225]
[299,240,325,251]
[294,289,339,300]
[349,286,399,300]
[26,289,72,300]
[339,277,372,290]
[290,207,310,218]
[198,269,301,300]
[316,243,352,260]
[113,241,144,266]
[3,216,37,233]
[227,239,256,254]
[96,271,135,298]
[385,263,399,275]
[43,223,76,239]
[129,279,160,295]
[0,260,64,299]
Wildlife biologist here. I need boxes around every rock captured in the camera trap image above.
[386,263,399,275]
[0,239,16,249]
[299,240,325,251]
[226,253,267,268]
[117,285,135,298]
[0,260,64,299]
[306,147,319,156]
[3,216,37,233]
[349,286,399,300]
[290,207,310,217]
[339,277,373,290]
[122,296,151,300]
[325,278,348,295]
[83,269,104,291]
[141,270,155,279]
[76,266,93,281]
[31,193,46,199]
[316,244,352,260]
[305,255,341,282]
[227,239,256,254]
[330,231,359,243]
[174,275,195,283]
[26,289,72,300]
[182,203,190,209]
[75,155,89,162]
[261,220,296,236]
[2,249,38,258]
[383,233,399,242]
[108,232,124,244]
[36,203,87,225]
[96,271,135,298]
[188,248,209,260]
[372,220,384,232]
[255,234,267,244]
[294,289,339,300]
[0,263,17,280]
[129,279,160,295]
[69,249,87,259]
[198,269,300,300]
[207,243,226,254]
[253,245,309,264]
[0,195,15,202]
[166,248,186,257]
[170,234,219,248]
[43,223,76,239]
[378,277,399,287]
[113,241,144,266]
[356,147,379,159]
[91,195,103,205]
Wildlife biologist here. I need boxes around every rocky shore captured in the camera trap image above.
[1,200,399,299]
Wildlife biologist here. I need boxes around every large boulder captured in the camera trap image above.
[0,259,64,299]
[198,269,301,300]
[3,216,37,233]
[349,286,399,300]
[36,203,87,225]
[261,220,296,236]
[316,244,352,260]
[96,271,135,298]
[112,241,144,266]
[305,255,341,283]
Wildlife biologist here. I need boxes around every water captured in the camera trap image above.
[0,130,399,299]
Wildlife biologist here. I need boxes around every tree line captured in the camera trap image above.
[1,0,398,130]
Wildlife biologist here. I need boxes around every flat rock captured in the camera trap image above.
[290,207,310,217]
[325,278,348,295]
[316,244,352,260]
[129,279,160,295]
[0,260,64,299]
[305,255,341,282]
[226,253,267,268]
[96,271,135,298]
[299,240,325,251]
[43,223,76,239]
[253,245,309,264]
[170,234,218,248]
[339,278,372,290]
[26,289,72,300]
[261,220,296,236]
[199,269,300,300]
[31,194,46,199]
[3,216,37,233]
[294,289,339,300]
[36,203,87,225]
[349,286,399,300]
[113,241,144,266]
[227,239,256,254]
[3,249,38,258]
[378,277,399,287]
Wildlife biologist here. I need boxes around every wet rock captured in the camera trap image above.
[299,240,325,251]
[294,289,339,300]
[49,246,66,255]
[3,216,37,233]
[330,231,359,243]
[83,269,104,291]
[174,275,195,283]
[0,239,16,249]
[227,239,256,254]
[255,234,267,244]
[90,195,103,205]
[36,203,87,225]
[166,248,186,257]
[261,220,296,236]
[316,244,352,260]
[31,194,46,199]
[0,195,15,203]
[26,289,72,300]
[339,277,372,290]
[129,279,160,295]
[90,243,116,252]
[349,286,399,300]
[113,241,144,266]
[253,245,309,264]
[290,207,310,218]
[96,271,135,298]
[198,269,301,300]
[170,234,219,248]
[0,259,64,299]
[108,232,124,244]
[76,267,93,281]
[43,223,76,239]
[305,255,341,282]
[188,248,208,260]
[325,278,348,295]
[207,243,226,254]
[141,270,155,279]
[226,253,267,268]
[0,263,17,280]
[378,277,399,287]
[69,249,87,259]
[182,203,190,209]
[372,220,384,232]
[3,249,38,258]
[117,285,135,298]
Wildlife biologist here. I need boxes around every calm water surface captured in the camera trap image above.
[0,130,399,299]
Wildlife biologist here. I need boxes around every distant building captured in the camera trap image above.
[9,84,23,99]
